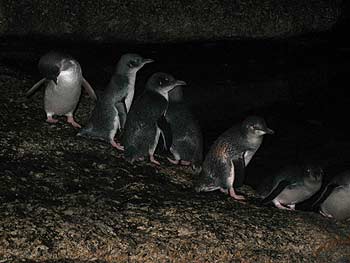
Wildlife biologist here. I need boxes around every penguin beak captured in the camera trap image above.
[40,63,60,85]
[264,128,274,134]
[47,75,58,85]
[142,58,154,64]
[174,80,187,86]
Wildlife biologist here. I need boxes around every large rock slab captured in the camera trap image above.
[0,0,344,43]
[1,57,350,262]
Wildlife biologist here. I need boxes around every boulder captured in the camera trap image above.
[0,0,344,43]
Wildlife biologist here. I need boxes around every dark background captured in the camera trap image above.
[1,1,350,188]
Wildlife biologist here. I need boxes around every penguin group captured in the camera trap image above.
[26,51,350,221]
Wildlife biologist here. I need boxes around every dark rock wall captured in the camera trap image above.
[0,0,343,43]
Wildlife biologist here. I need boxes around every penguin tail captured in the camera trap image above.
[195,183,219,193]
[191,163,202,175]
[77,127,108,143]
[76,126,91,138]
[124,146,137,164]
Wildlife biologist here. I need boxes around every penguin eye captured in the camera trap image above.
[128,60,138,68]
[159,77,169,86]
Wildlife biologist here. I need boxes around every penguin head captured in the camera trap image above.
[38,51,75,85]
[117,53,154,74]
[39,60,60,84]
[303,164,324,182]
[60,59,78,71]
[146,72,186,95]
[243,116,274,136]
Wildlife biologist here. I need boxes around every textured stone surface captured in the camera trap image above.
[0,0,344,43]
[1,49,350,262]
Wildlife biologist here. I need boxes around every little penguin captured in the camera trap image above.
[121,72,186,165]
[26,51,97,128]
[163,85,203,171]
[77,54,153,150]
[314,170,350,220]
[258,164,323,210]
[195,116,274,200]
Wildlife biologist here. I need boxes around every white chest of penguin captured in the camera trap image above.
[124,76,136,112]
[244,136,263,165]
[244,151,256,166]
[57,66,81,88]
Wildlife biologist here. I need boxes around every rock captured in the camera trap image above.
[0,0,344,43]
[1,41,350,262]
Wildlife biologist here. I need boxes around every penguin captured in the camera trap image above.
[258,164,323,210]
[163,85,203,171]
[195,116,274,200]
[313,170,350,220]
[26,51,97,128]
[122,72,186,165]
[77,54,153,150]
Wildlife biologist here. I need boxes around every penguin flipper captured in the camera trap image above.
[116,100,128,130]
[232,152,246,188]
[157,115,173,150]
[311,183,340,209]
[82,77,97,100]
[262,180,291,205]
[26,78,46,97]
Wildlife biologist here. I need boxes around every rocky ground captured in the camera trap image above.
[1,57,350,263]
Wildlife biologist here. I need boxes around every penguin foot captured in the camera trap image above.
[46,116,59,124]
[273,200,293,210]
[287,204,296,210]
[180,160,191,166]
[228,188,246,201]
[320,210,333,218]
[167,157,179,165]
[111,141,124,151]
[67,116,81,128]
[150,155,160,165]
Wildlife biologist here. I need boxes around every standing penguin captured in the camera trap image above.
[164,85,203,171]
[122,72,186,165]
[195,116,274,200]
[26,51,97,128]
[258,164,323,210]
[77,54,153,150]
[313,171,350,220]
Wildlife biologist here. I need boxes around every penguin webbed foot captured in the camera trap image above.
[272,199,294,211]
[180,160,191,166]
[228,187,246,201]
[319,210,333,218]
[46,116,59,124]
[167,157,179,165]
[67,116,81,128]
[150,155,160,165]
[167,157,194,167]
[111,140,124,151]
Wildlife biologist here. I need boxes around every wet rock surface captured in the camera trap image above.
[1,40,350,262]
[0,0,344,42]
